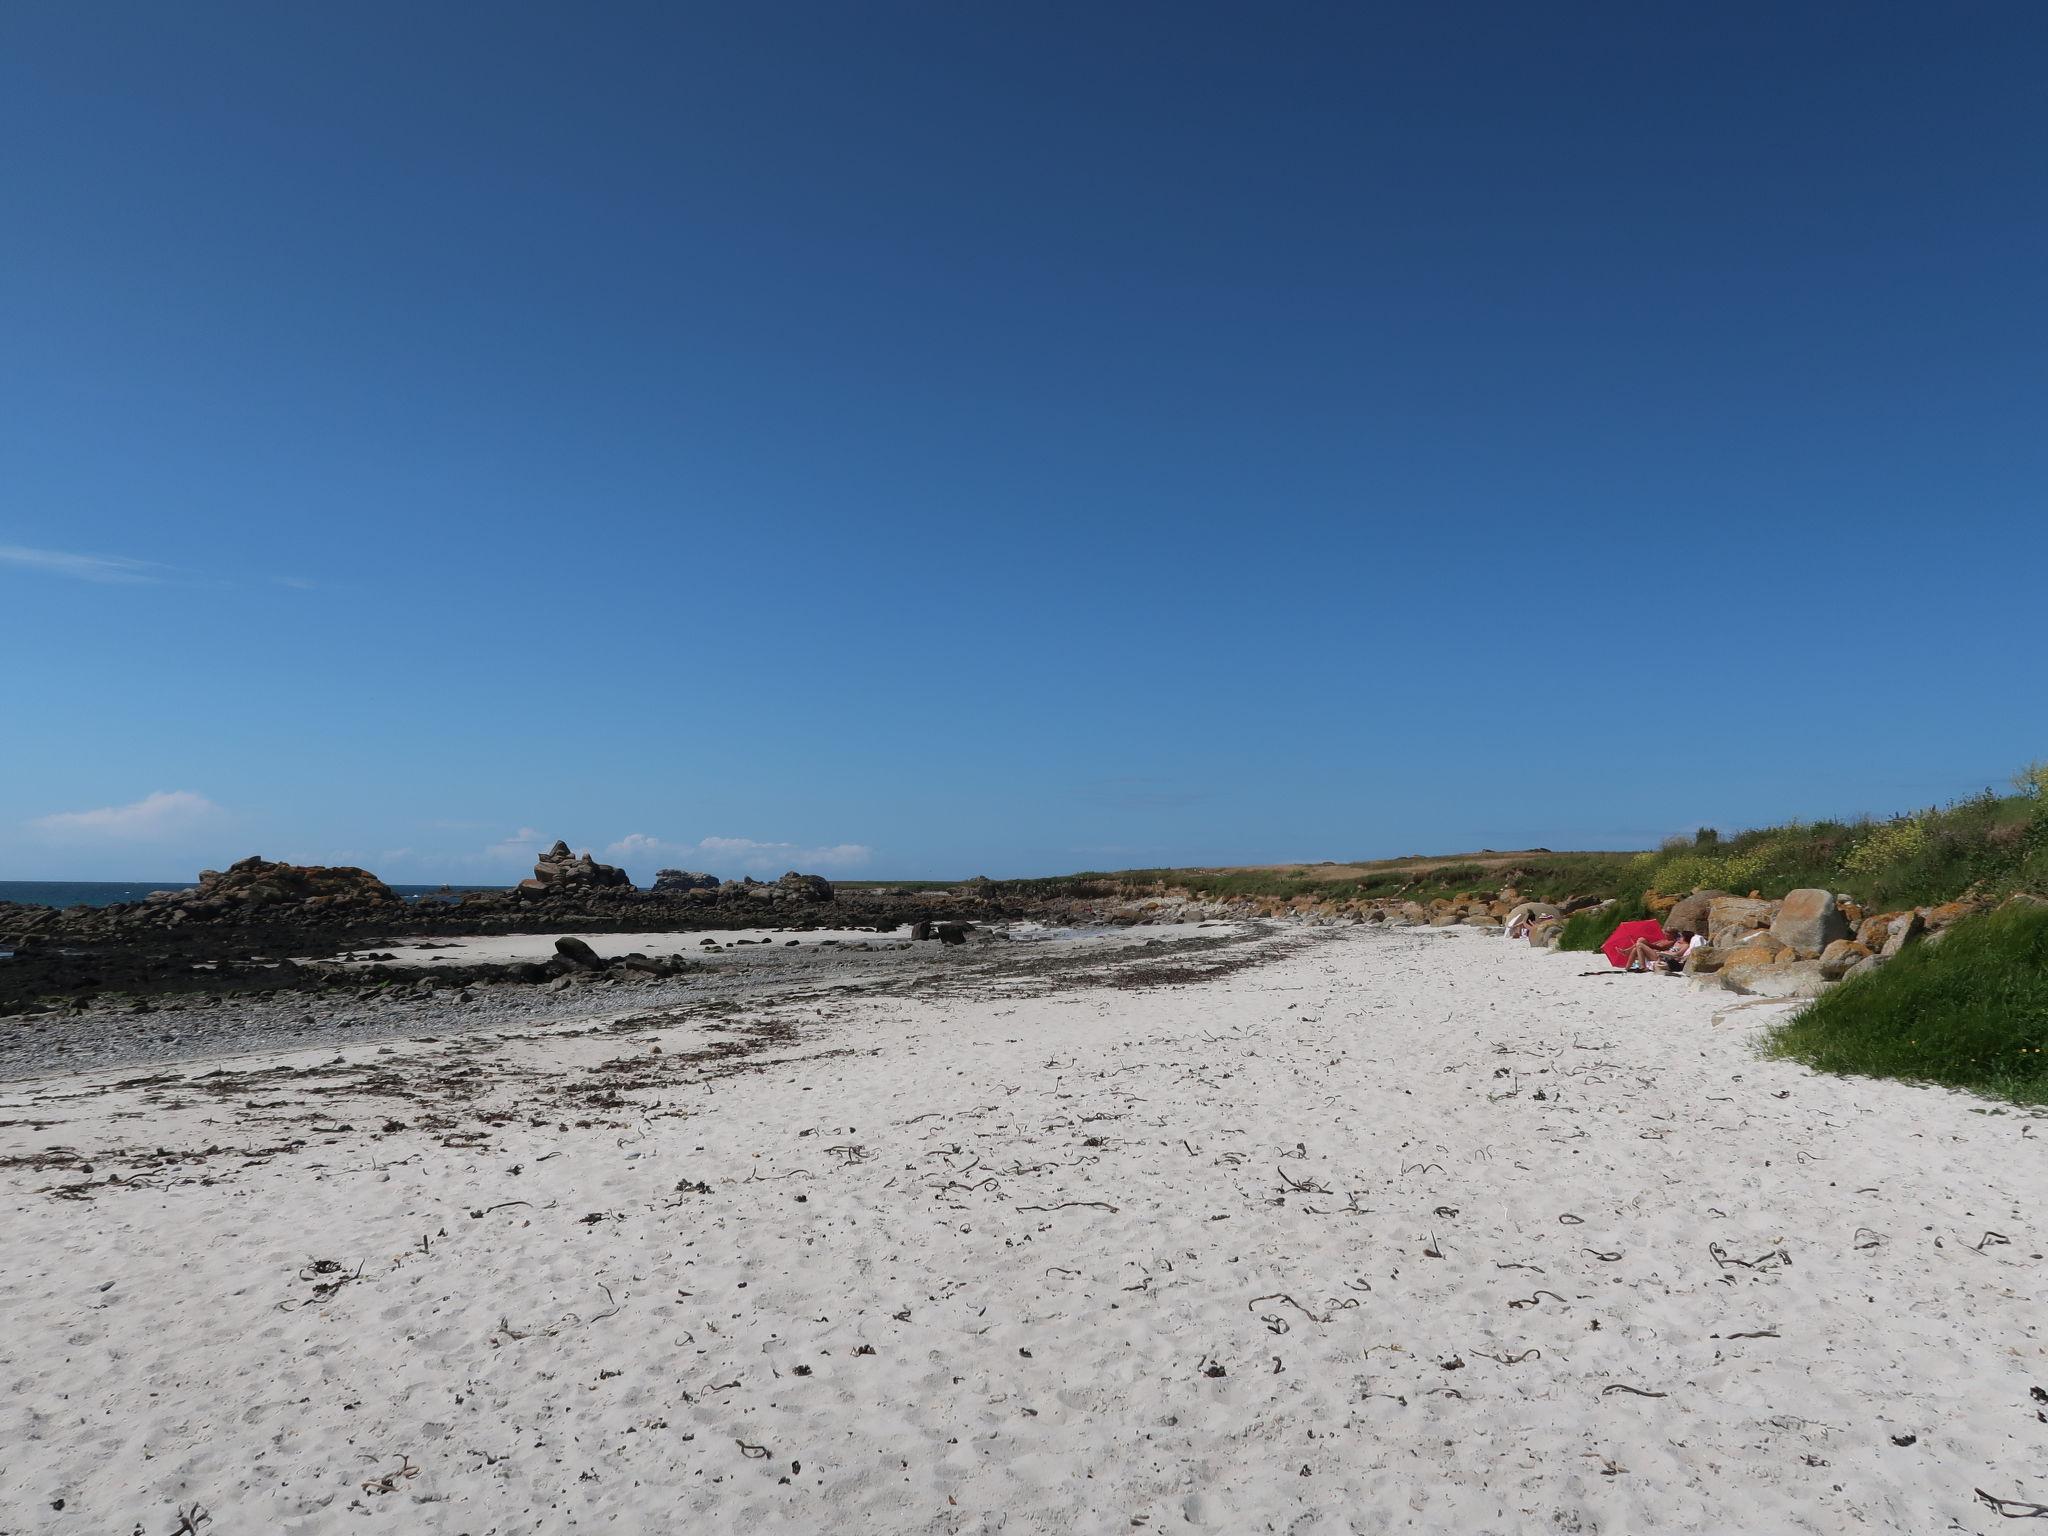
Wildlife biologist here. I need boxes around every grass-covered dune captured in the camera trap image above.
[1762,900,2048,1106]
[998,764,2047,953]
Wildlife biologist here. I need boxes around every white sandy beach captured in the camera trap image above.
[3,924,2043,1533]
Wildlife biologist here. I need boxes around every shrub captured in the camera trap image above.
[1762,902,2048,1105]
[1557,891,1650,952]
[1840,817,1927,878]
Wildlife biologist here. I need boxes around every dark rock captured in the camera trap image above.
[775,871,835,902]
[651,869,720,893]
[553,936,605,969]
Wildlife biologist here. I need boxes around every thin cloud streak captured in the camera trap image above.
[27,789,226,841]
[0,544,164,584]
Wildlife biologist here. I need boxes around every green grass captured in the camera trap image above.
[992,853,1642,910]
[1762,902,2048,1106]
[1556,891,1650,952]
[1006,762,2048,928]
[1626,778,2048,912]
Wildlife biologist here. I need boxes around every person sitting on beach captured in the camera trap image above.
[1625,929,1697,973]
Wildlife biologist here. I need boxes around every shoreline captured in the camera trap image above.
[0,920,1259,1085]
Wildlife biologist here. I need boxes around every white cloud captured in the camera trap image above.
[27,789,225,841]
[605,833,874,875]
[0,544,163,584]
[481,827,548,864]
[695,836,873,873]
[605,832,686,861]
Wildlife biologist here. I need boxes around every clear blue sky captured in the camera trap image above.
[4,3,2044,883]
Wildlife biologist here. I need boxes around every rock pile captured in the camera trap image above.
[0,856,401,939]
[174,856,401,916]
[651,869,720,893]
[774,871,835,903]
[1604,886,2021,999]
[521,840,633,893]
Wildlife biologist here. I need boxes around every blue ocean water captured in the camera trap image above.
[0,881,496,908]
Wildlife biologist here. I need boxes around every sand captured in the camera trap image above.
[3,924,2044,1533]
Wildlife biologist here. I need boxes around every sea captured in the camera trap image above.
[0,881,497,908]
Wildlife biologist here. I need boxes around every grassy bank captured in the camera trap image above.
[1016,763,2048,923]
[994,851,1642,910]
[1762,902,2048,1106]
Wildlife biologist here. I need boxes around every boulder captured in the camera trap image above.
[1644,890,1679,915]
[1770,889,1850,959]
[1682,943,1725,975]
[1880,909,1925,959]
[1858,912,1898,949]
[1818,939,1873,980]
[651,869,720,894]
[1716,936,1794,992]
[530,840,633,891]
[1721,957,1832,999]
[1663,890,1726,938]
[1503,902,1562,931]
[775,871,836,903]
[1924,897,1990,931]
[553,935,604,970]
[1706,896,1778,948]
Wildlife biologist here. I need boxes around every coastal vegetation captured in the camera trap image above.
[1005,766,2048,1108]
[1762,900,2048,1106]
[1016,765,2047,943]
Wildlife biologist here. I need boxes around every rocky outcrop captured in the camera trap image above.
[776,871,835,903]
[1717,934,1793,992]
[1818,939,1872,979]
[1706,897,1777,948]
[1770,889,1850,959]
[1626,881,2048,998]
[522,840,632,893]
[173,856,400,914]
[1880,909,1925,959]
[1720,957,1832,1000]
[1663,890,1726,937]
[651,869,720,893]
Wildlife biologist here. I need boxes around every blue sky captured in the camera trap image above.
[3,3,2044,883]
